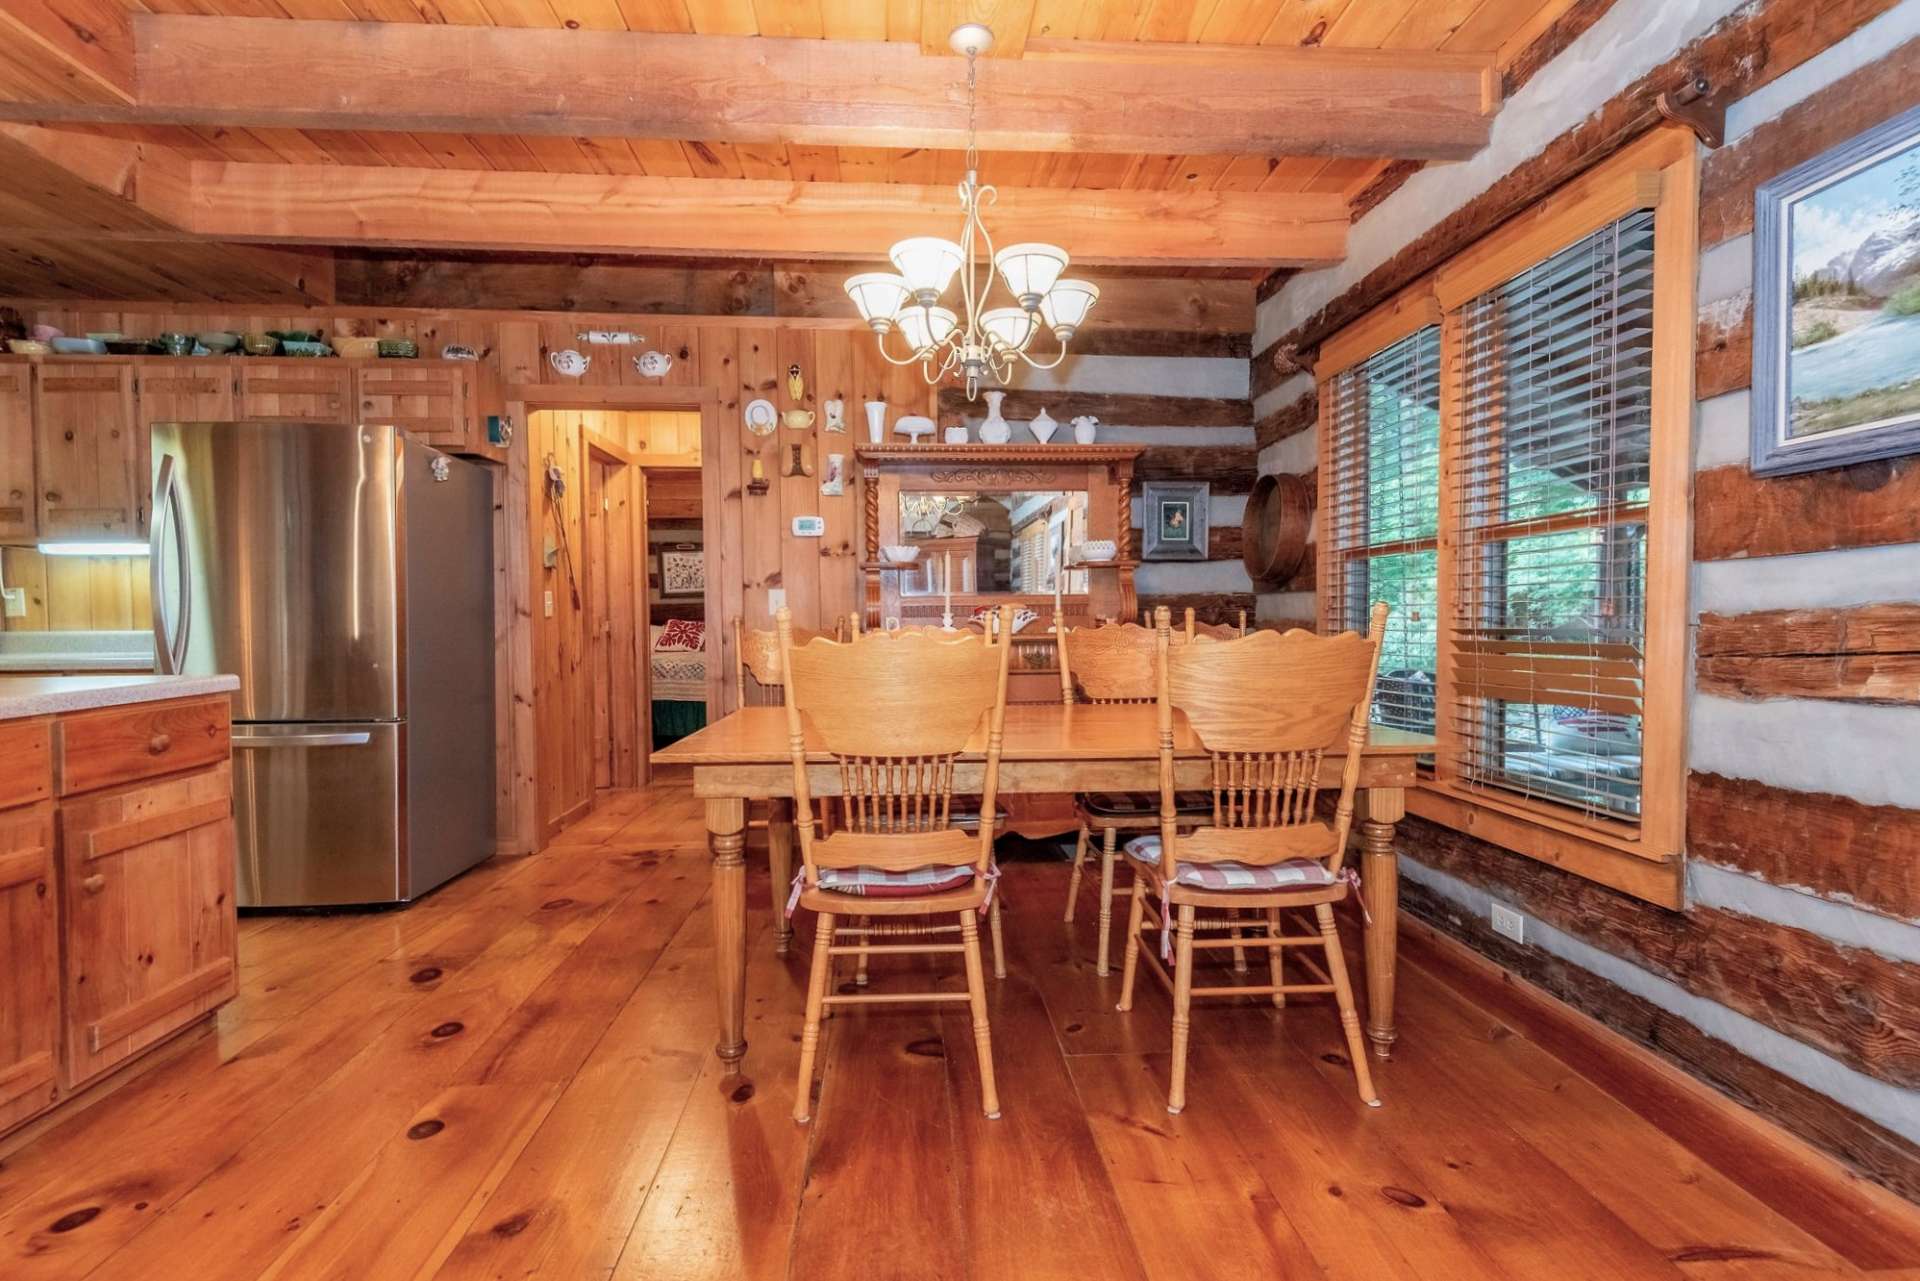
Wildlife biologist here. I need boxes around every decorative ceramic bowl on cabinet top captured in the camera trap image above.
[334,336,381,359]
[881,545,922,564]
[6,339,49,355]
[378,338,418,358]
[196,331,240,353]
[1076,540,1117,563]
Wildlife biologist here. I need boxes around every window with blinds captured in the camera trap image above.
[1448,208,1654,824]
[1322,326,1441,738]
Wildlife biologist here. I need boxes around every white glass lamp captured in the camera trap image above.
[889,237,965,303]
[1040,279,1100,340]
[994,243,1068,307]
[844,273,911,332]
[980,307,1038,353]
[897,305,960,354]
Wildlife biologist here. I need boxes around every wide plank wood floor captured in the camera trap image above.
[4,772,1918,1280]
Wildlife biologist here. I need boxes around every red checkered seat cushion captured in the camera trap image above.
[813,864,981,898]
[1123,836,1336,892]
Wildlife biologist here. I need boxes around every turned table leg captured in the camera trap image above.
[768,798,795,955]
[708,796,749,1070]
[1360,787,1404,1061]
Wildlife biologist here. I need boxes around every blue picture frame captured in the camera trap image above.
[1751,102,1920,476]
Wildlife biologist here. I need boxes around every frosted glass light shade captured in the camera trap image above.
[994,243,1068,302]
[897,305,959,353]
[844,273,911,328]
[1040,279,1100,335]
[981,307,1037,352]
[889,237,965,297]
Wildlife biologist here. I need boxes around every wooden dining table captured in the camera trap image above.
[655,703,1433,1072]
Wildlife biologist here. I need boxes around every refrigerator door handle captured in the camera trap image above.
[232,730,374,749]
[150,453,186,674]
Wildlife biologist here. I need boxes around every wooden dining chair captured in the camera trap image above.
[778,605,1015,1122]
[1185,606,1248,640]
[735,616,836,954]
[1116,602,1389,1114]
[1055,618,1233,976]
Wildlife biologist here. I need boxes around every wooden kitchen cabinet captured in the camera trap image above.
[236,359,353,423]
[33,361,139,539]
[0,690,236,1137]
[135,360,236,536]
[0,796,58,1133]
[354,362,468,443]
[355,361,505,461]
[57,762,236,1089]
[0,358,34,541]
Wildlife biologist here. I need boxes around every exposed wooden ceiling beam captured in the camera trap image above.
[157,164,1349,267]
[0,125,330,302]
[0,0,133,104]
[0,14,1499,161]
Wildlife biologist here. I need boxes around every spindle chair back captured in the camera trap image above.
[1117,602,1389,1115]
[776,605,1014,1122]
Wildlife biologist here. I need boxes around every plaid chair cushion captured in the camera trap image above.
[1123,836,1336,891]
[814,864,979,898]
[1080,791,1212,819]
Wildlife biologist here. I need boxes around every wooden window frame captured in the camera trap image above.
[1316,128,1696,906]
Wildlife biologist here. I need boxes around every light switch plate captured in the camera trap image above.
[1,587,24,618]
[543,589,555,618]
[1490,902,1525,945]
[767,588,786,612]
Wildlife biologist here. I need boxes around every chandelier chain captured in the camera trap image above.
[965,47,979,174]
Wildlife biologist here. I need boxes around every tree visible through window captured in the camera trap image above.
[1323,326,1441,739]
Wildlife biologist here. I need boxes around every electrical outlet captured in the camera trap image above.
[2,586,24,618]
[1490,902,1526,945]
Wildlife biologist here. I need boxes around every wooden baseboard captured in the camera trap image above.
[1399,917,1920,1256]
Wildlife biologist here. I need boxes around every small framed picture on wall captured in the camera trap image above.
[659,548,705,597]
[1141,481,1210,560]
[1751,102,1920,476]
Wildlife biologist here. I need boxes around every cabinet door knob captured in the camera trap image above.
[148,733,172,755]
[82,874,106,895]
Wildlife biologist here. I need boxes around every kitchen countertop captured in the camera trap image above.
[0,630,156,673]
[0,673,239,719]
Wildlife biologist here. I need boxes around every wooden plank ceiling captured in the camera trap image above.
[0,0,1581,304]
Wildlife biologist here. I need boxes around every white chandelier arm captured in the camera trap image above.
[1017,343,1071,372]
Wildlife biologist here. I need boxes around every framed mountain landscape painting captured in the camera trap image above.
[1753,104,1920,475]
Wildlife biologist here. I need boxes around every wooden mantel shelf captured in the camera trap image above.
[854,444,1147,466]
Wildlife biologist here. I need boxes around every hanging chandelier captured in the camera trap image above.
[843,23,1100,402]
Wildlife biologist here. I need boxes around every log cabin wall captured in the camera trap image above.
[1249,0,1920,1201]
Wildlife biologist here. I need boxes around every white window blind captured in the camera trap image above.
[1322,326,1441,738]
[1449,208,1654,824]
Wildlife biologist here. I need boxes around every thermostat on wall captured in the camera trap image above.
[791,515,825,537]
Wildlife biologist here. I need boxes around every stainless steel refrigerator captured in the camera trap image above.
[150,421,496,907]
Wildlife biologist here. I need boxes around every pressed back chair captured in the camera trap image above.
[778,605,1014,1122]
[1056,613,1249,976]
[734,616,836,953]
[836,610,1012,980]
[1117,602,1389,1113]
[1139,607,1249,638]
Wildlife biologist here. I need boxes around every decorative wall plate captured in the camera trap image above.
[634,350,673,377]
[578,330,642,345]
[441,344,480,361]
[548,349,591,377]
[744,397,778,435]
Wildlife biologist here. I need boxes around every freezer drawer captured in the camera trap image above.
[232,721,403,907]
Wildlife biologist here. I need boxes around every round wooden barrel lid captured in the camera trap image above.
[1241,472,1311,586]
